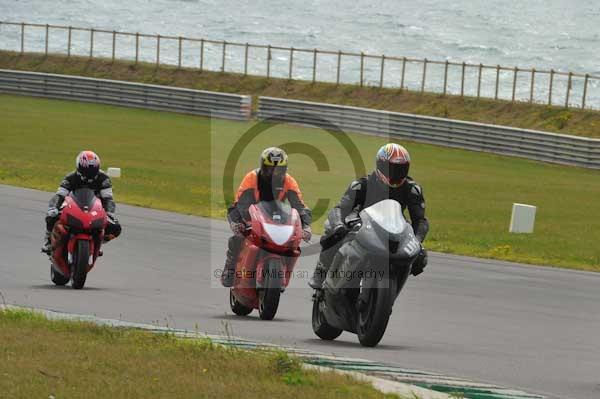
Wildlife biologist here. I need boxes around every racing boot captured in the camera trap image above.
[41,231,52,255]
[220,250,236,288]
[308,261,328,289]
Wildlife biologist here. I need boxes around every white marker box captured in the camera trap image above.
[107,167,121,178]
[509,203,536,234]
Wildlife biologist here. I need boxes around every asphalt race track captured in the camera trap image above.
[1,184,599,399]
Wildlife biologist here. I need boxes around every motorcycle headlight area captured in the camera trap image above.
[262,223,294,246]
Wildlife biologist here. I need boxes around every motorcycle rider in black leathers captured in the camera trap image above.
[309,143,429,289]
[41,151,122,254]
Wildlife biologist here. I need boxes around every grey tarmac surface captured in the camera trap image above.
[1,184,599,399]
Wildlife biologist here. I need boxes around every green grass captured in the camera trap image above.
[1,94,600,271]
[0,308,399,399]
[2,50,600,138]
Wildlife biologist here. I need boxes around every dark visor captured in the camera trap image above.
[377,160,409,184]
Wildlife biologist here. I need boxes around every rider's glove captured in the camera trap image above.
[411,247,428,276]
[230,222,246,236]
[302,226,312,243]
[47,207,59,218]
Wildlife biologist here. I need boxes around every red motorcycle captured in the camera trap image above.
[48,188,108,289]
[229,200,302,320]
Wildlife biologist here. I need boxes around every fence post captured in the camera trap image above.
[67,26,72,57]
[135,33,139,64]
[112,31,116,62]
[289,47,294,79]
[512,67,518,102]
[156,34,160,66]
[359,52,364,87]
[312,49,317,83]
[495,65,500,100]
[178,36,183,69]
[200,39,205,72]
[243,43,248,76]
[267,45,271,78]
[460,62,466,97]
[44,24,49,56]
[89,28,94,58]
[336,50,341,85]
[379,55,385,88]
[400,56,406,91]
[20,22,25,54]
[420,58,428,93]
[529,68,535,103]
[477,63,483,99]
[443,60,448,95]
[548,69,554,105]
[582,74,589,109]
[222,41,227,73]
[565,72,572,108]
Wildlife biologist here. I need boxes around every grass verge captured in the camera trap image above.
[0,308,399,399]
[1,94,599,271]
[1,50,600,138]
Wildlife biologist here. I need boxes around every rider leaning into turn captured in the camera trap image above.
[41,151,122,254]
[221,147,312,287]
[309,143,429,289]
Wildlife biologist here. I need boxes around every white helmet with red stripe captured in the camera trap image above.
[375,143,410,188]
[76,150,101,183]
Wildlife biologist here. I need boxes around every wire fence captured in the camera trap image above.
[1,21,599,110]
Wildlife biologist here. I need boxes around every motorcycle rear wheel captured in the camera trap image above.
[71,240,89,290]
[356,273,397,347]
[312,292,343,340]
[258,260,281,320]
[229,290,253,316]
[50,266,69,286]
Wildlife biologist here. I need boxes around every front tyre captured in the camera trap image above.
[229,290,253,316]
[71,240,89,290]
[356,272,397,347]
[50,266,69,286]
[258,260,281,320]
[312,292,343,340]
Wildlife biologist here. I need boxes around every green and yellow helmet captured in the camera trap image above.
[259,147,288,185]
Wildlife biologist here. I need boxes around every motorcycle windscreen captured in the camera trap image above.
[70,188,98,210]
[256,200,293,224]
[360,199,407,236]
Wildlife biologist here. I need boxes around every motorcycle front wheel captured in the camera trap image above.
[311,291,343,340]
[258,259,281,320]
[71,240,89,289]
[356,271,397,347]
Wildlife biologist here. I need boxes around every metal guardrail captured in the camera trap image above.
[0,20,598,109]
[257,97,600,169]
[1,68,598,169]
[0,69,252,120]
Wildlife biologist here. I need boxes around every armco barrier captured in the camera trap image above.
[0,69,252,120]
[257,97,600,169]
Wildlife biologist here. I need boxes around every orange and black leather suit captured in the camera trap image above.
[227,169,311,227]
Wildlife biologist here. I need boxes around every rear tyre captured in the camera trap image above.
[311,291,343,340]
[258,260,281,320]
[71,240,89,290]
[229,290,253,316]
[356,272,397,347]
[50,266,69,286]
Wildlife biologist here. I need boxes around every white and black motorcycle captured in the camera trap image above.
[312,199,421,347]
